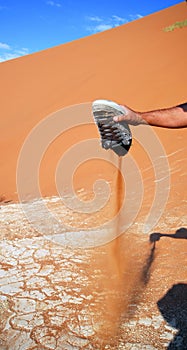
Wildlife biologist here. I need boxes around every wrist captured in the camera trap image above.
[131,111,147,125]
[136,112,148,125]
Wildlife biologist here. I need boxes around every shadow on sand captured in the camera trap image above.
[124,239,157,320]
[150,227,187,349]
[149,227,187,243]
[157,283,187,349]
[123,227,187,334]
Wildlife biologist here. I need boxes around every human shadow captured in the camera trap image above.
[124,240,157,321]
[124,228,186,323]
[150,227,187,243]
[140,241,156,285]
[150,228,187,348]
[157,283,187,349]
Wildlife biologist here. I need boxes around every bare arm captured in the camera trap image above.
[114,103,187,128]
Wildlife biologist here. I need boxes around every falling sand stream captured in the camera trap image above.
[92,156,157,346]
[0,157,158,349]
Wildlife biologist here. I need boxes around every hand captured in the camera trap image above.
[149,232,161,242]
[113,105,146,125]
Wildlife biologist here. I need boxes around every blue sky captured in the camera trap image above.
[0,0,183,62]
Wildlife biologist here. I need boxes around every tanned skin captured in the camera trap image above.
[113,103,187,128]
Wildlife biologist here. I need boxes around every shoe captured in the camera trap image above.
[92,99,132,156]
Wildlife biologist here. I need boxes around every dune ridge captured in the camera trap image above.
[0,1,186,202]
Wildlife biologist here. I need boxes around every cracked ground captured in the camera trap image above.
[0,198,187,350]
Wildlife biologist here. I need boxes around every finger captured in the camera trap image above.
[113,115,126,122]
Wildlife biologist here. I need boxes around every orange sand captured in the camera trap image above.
[0,3,187,348]
[0,2,187,203]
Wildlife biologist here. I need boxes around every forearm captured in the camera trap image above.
[113,103,187,128]
[138,104,187,128]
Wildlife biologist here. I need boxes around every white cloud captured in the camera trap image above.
[15,48,29,55]
[0,53,20,62]
[86,16,102,22]
[85,13,143,33]
[46,1,61,7]
[0,42,11,50]
[92,24,113,32]
[0,45,30,63]
[129,14,143,21]
[112,15,125,22]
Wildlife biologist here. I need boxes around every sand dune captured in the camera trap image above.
[0,3,187,349]
[0,2,187,202]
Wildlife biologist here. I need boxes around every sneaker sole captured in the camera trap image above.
[92,100,132,157]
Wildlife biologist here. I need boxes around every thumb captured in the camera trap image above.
[113,115,126,122]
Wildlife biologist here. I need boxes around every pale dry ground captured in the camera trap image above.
[0,122,187,349]
[0,195,186,350]
[1,119,186,349]
[0,3,187,349]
